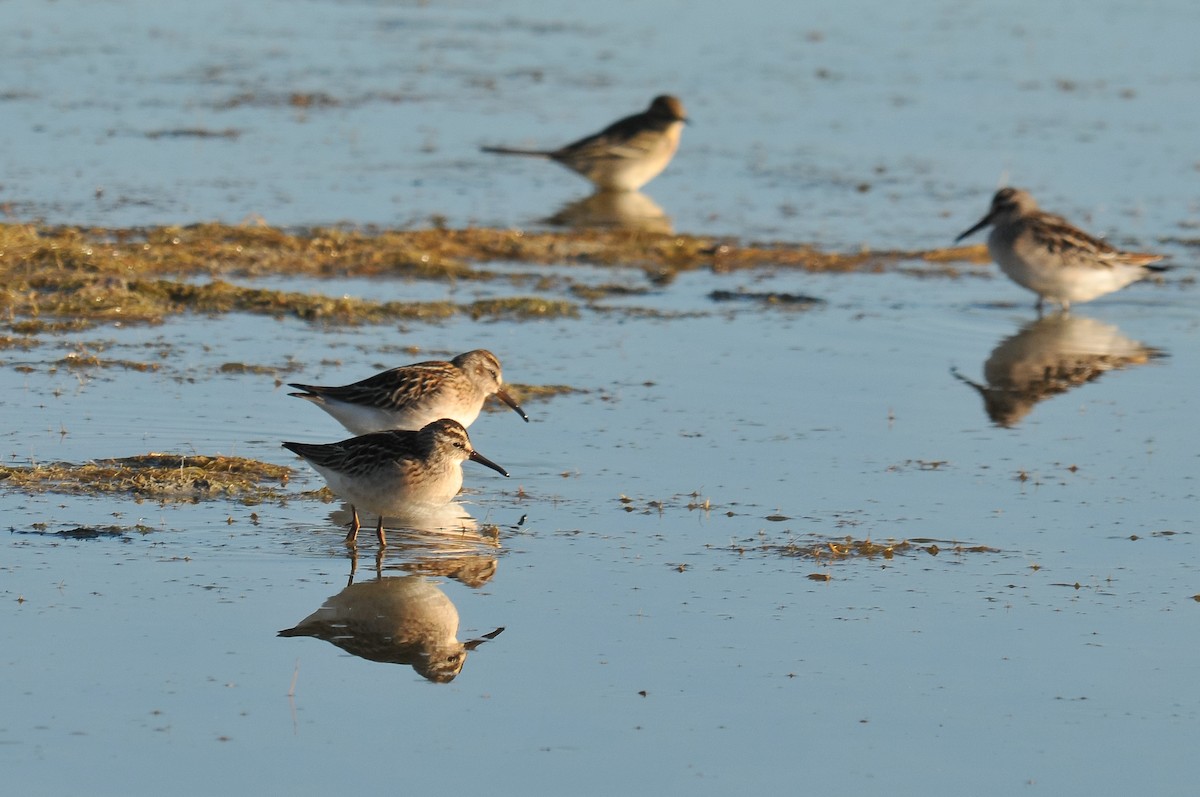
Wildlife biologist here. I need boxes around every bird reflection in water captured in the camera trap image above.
[323,499,494,551]
[952,312,1165,427]
[323,500,512,587]
[543,190,673,234]
[280,539,503,683]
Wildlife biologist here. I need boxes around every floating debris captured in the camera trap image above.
[144,128,241,140]
[708,289,825,308]
[0,454,292,504]
[727,533,999,563]
[0,222,986,332]
[12,525,146,539]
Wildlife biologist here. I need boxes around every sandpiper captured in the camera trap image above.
[956,187,1167,311]
[282,418,509,546]
[481,95,688,192]
[288,349,528,435]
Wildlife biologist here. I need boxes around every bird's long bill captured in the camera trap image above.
[469,450,510,478]
[464,626,506,651]
[494,388,530,423]
[956,211,995,242]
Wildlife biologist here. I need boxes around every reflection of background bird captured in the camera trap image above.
[288,349,527,436]
[543,190,672,234]
[482,95,688,192]
[401,553,498,590]
[334,503,502,589]
[953,312,1165,427]
[957,187,1168,311]
[280,575,502,683]
[283,419,509,545]
[327,500,487,538]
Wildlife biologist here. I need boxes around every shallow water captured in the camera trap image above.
[3,1,1200,796]
[6,0,1200,246]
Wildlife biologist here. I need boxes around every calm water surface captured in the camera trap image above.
[3,1,1199,795]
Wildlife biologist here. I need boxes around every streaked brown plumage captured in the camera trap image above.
[282,418,509,546]
[288,349,528,435]
[481,95,688,191]
[957,187,1167,310]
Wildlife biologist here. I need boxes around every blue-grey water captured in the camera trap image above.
[3,1,1199,795]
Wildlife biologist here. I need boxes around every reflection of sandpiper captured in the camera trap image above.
[543,190,672,234]
[953,312,1165,427]
[279,574,503,683]
[330,502,503,588]
[283,419,509,546]
[327,499,490,538]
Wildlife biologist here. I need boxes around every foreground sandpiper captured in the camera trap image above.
[282,418,509,546]
[288,349,528,435]
[956,187,1167,311]
[481,95,688,192]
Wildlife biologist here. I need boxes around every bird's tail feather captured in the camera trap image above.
[480,145,552,157]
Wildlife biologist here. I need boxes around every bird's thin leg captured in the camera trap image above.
[376,516,387,548]
[345,505,361,545]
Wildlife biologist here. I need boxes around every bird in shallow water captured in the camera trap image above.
[282,418,509,546]
[481,95,688,192]
[288,349,528,435]
[956,187,1168,311]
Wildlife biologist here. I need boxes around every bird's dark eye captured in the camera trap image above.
[453,441,465,449]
